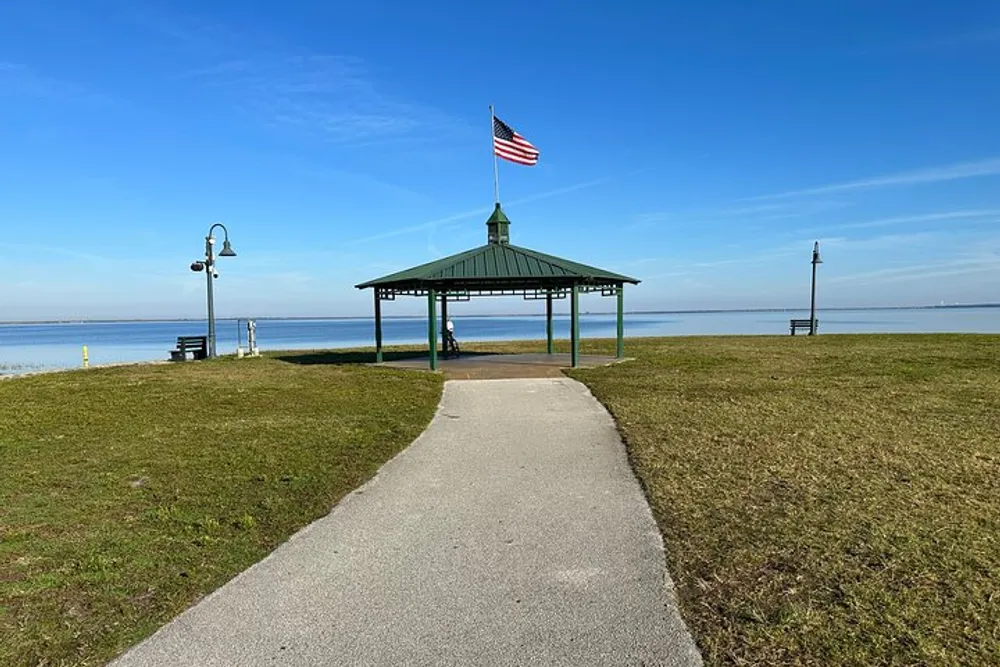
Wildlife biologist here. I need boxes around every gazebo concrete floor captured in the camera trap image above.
[376,353,628,380]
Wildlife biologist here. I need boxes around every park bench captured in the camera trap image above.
[169,335,208,361]
[789,319,818,336]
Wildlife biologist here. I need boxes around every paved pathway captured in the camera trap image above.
[109,378,702,666]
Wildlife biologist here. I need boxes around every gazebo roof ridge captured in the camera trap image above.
[355,241,639,289]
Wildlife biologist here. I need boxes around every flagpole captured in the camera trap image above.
[490,104,500,204]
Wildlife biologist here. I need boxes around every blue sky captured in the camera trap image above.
[2,1,999,321]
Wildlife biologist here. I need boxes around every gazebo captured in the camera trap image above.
[355,204,639,370]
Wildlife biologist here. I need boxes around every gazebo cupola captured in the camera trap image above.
[486,203,510,244]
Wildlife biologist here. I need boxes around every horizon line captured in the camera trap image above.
[2,303,997,325]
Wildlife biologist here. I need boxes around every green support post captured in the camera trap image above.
[440,292,448,355]
[545,291,554,354]
[616,285,624,359]
[374,290,383,363]
[427,288,438,371]
[570,283,580,368]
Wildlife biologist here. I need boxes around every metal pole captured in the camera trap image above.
[205,235,216,357]
[616,285,625,359]
[490,105,500,204]
[810,241,820,336]
[374,290,383,363]
[545,291,554,354]
[427,288,438,371]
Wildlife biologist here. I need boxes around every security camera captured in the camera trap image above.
[212,271,219,279]
[190,261,205,272]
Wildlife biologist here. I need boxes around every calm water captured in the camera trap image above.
[1,308,998,375]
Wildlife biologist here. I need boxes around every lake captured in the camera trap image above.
[1,308,998,375]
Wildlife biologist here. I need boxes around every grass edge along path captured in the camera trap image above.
[566,334,1000,666]
[0,353,442,667]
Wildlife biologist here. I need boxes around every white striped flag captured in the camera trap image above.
[493,116,540,166]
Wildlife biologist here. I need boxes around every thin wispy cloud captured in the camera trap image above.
[713,203,790,217]
[630,200,851,232]
[661,247,801,273]
[625,213,668,231]
[745,158,1000,201]
[641,269,700,280]
[343,206,493,248]
[712,201,850,219]
[828,257,1000,286]
[811,232,940,253]
[0,62,114,105]
[629,257,662,266]
[0,242,114,266]
[127,5,466,146]
[663,231,939,277]
[344,176,622,247]
[125,5,252,56]
[172,60,251,79]
[509,175,623,206]
[180,52,468,145]
[628,204,793,231]
[689,249,800,269]
[908,28,1000,51]
[257,152,431,203]
[857,28,1000,56]
[812,209,1000,234]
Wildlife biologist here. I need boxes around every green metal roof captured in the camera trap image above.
[486,204,510,224]
[355,242,639,289]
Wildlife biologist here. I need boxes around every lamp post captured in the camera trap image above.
[810,241,822,336]
[190,223,237,357]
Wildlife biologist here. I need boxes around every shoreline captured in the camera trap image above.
[2,303,999,326]
[5,331,1000,380]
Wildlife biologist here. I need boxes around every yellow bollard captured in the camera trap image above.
[82,345,89,369]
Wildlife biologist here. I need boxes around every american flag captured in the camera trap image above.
[493,116,540,166]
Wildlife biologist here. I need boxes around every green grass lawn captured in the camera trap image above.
[4,335,998,666]
[0,354,442,667]
[562,334,1000,666]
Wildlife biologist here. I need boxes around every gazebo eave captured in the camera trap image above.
[369,276,634,298]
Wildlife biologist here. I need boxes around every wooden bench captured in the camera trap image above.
[789,319,818,336]
[169,335,208,361]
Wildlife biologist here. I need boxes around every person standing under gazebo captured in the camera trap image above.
[445,318,459,357]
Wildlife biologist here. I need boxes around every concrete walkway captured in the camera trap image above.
[109,378,702,667]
